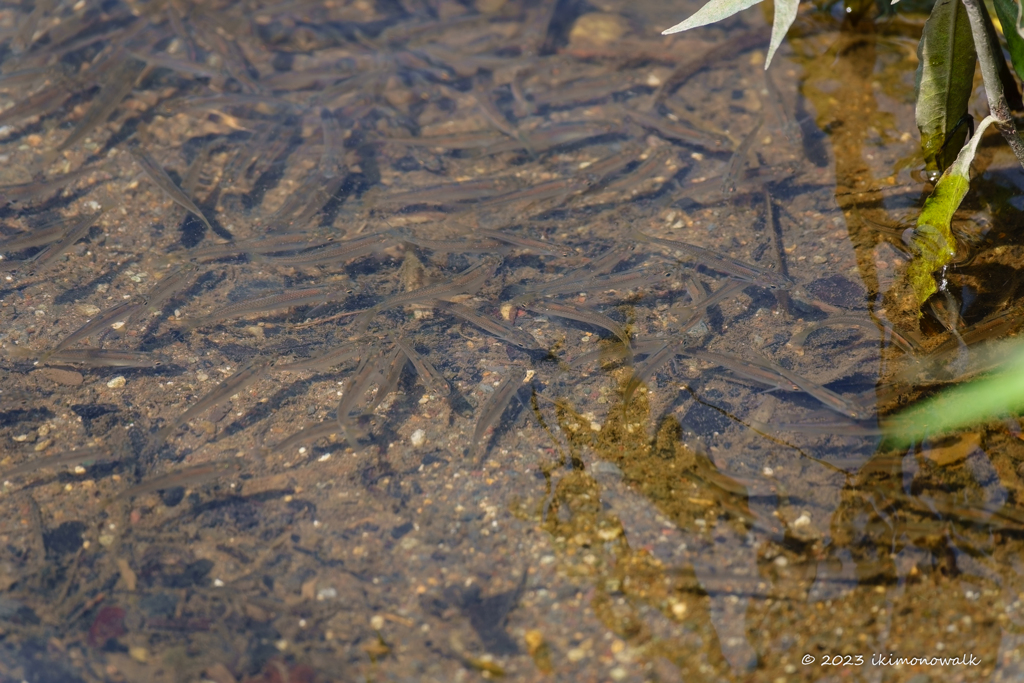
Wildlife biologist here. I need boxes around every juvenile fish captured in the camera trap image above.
[129,147,217,236]
[367,346,409,412]
[276,341,363,372]
[130,262,202,322]
[157,358,272,442]
[705,351,865,419]
[7,206,108,274]
[55,300,143,350]
[1,447,117,481]
[633,230,792,289]
[521,245,632,296]
[111,461,237,502]
[354,257,501,331]
[387,230,504,254]
[434,300,541,350]
[522,300,630,346]
[395,338,450,396]
[42,348,164,368]
[472,369,528,456]
[477,228,569,256]
[56,58,145,153]
[259,233,391,266]
[186,285,350,329]
[0,163,108,205]
[535,266,673,296]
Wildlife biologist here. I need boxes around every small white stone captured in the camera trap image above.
[106,376,126,389]
[762,466,774,477]
[793,512,811,528]
[410,429,426,447]
[370,615,385,630]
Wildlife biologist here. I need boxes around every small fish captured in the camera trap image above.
[186,285,349,330]
[129,147,217,236]
[56,58,145,153]
[535,266,673,297]
[55,300,143,350]
[41,348,164,368]
[111,461,237,503]
[157,358,272,442]
[788,315,920,355]
[355,257,501,331]
[522,245,632,296]
[6,206,109,274]
[395,338,450,396]
[1,447,117,481]
[434,300,541,350]
[336,349,385,446]
[130,262,202,322]
[472,369,528,456]
[276,341,363,372]
[522,300,630,347]
[387,229,504,254]
[632,230,792,289]
[623,109,729,152]
[0,163,109,205]
[476,228,569,256]
[336,350,385,422]
[366,346,409,412]
[258,233,391,266]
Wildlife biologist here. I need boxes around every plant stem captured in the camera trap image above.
[961,0,1024,170]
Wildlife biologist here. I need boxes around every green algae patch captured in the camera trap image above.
[510,377,755,677]
[906,115,997,304]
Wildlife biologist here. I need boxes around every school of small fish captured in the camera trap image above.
[0,0,1001,498]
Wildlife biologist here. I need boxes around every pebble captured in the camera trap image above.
[569,13,629,47]
[107,376,127,389]
[34,439,51,452]
[410,429,426,447]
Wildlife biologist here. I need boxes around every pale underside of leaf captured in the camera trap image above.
[661,0,763,35]
[766,0,799,68]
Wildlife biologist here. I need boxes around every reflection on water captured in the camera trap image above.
[0,0,1022,681]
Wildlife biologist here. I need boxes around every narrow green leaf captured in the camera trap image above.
[884,338,1024,448]
[906,115,997,304]
[993,0,1024,80]
[766,0,799,68]
[662,0,763,36]
[915,0,978,174]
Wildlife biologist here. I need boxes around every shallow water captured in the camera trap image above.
[0,0,1023,681]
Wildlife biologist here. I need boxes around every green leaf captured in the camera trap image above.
[906,115,997,304]
[661,0,763,36]
[915,0,978,174]
[993,0,1024,80]
[883,337,1024,448]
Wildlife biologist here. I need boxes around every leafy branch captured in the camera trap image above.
[661,0,1024,304]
